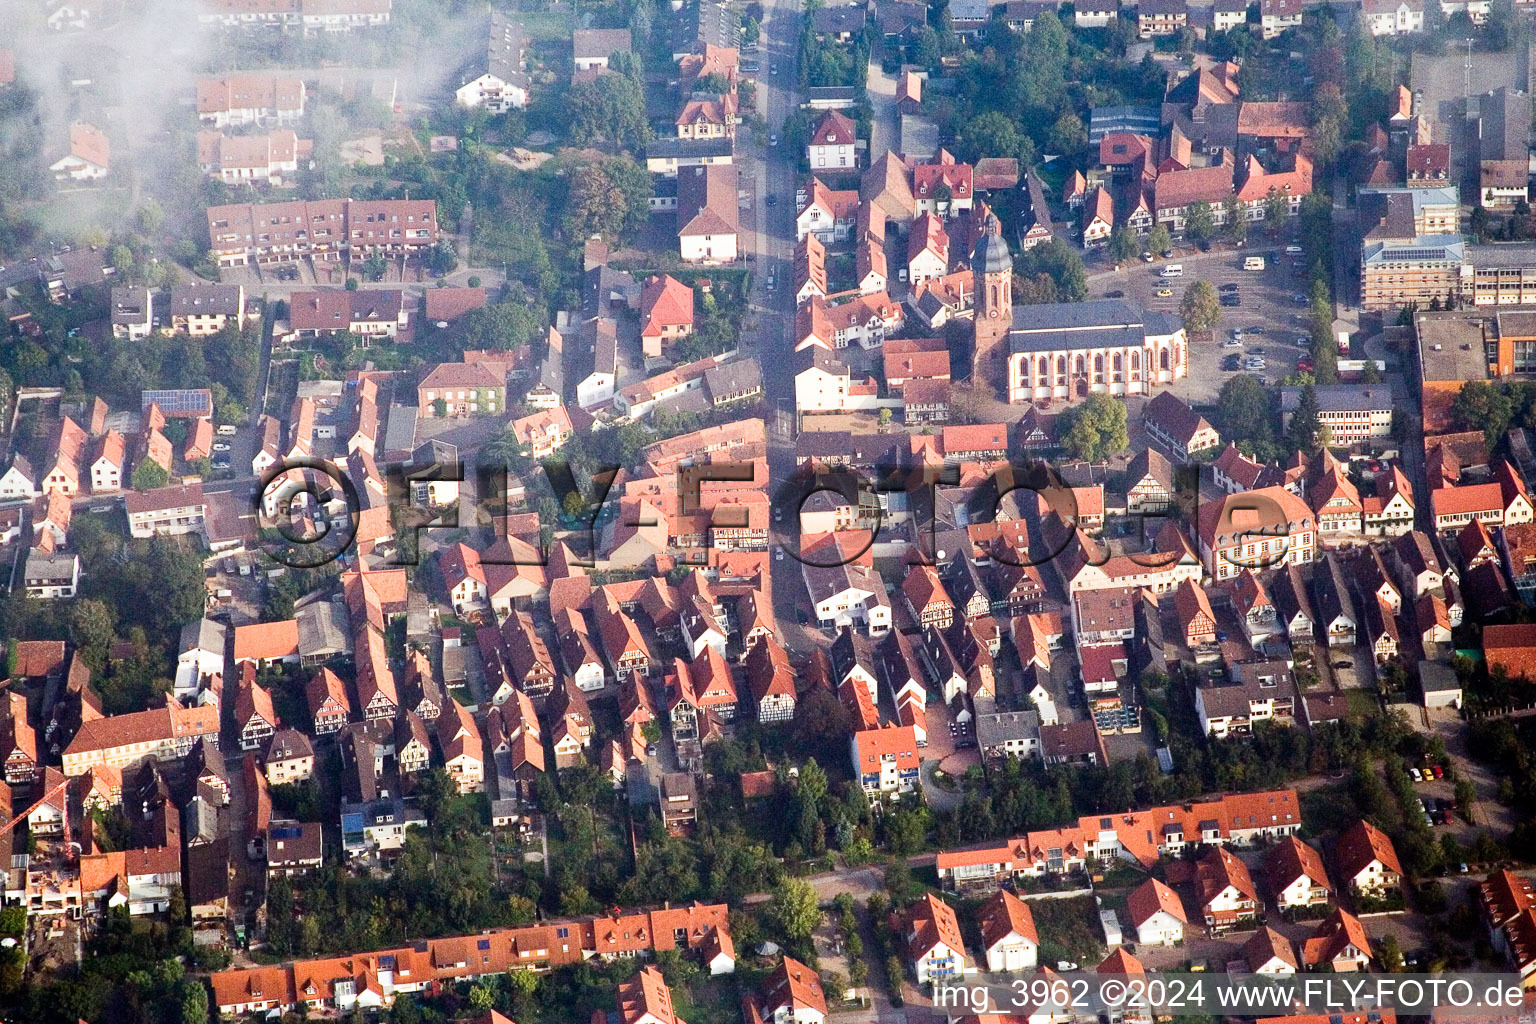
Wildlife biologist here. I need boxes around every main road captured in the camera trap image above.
[744,0,803,411]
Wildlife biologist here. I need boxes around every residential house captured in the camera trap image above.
[1266,835,1332,910]
[977,889,1039,971]
[1336,820,1402,898]
[1126,877,1187,946]
[902,893,968,985]
[1301,909,1372,972]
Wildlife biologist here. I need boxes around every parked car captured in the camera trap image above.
[1223,338,1243,348]
[1105,289,1125,298]
[1432,764,1445,779]
[1156,287,1173,297]
[1219,283,1240,292]
[1411,768,1423,782]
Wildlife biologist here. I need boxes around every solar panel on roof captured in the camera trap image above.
[271,825,302,839]
[141,389,213,415]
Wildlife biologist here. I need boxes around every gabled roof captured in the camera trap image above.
[1336,819,1403,879]
[1244,925,1298,972]
[1126,876,1188,928]
[978,888,1038,950]
[1264,835,1331,894]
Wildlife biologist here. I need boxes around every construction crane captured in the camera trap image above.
[0,774,73,848]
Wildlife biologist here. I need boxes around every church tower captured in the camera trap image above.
[971,213,1013,394]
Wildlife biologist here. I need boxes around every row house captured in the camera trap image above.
[934,789,1302,889]
[1431,460,1534,531]
[210,904,735,1017]
[205,198,438,268]
[197,73,306,127]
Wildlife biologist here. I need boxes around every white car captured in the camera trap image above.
[212,442,232,453]
[1223,338,1242,348]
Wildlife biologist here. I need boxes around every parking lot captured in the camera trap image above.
[1088,243,1316,406]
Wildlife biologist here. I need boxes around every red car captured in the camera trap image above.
[1432,764,1444,779]
[1298,358,1315,373]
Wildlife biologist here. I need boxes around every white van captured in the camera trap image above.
[1159,264,1183,278]
[1285,245,1303,255]
[217,424,238,436]
[1244,256,1266,271]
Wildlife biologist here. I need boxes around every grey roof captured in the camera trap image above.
[1480,87,1531,163]
[876,0,928,36]
[972,214,1013,276]
[583,264,639,319]
[1361,235,1464,268]
[478,11,530,87]
[1419,660,1461,693]
[170,284,243,317]
[1199,661,1296,718]
[704,360,762,402]
[681,0,739,51]
[813,5,867,33]
[1011,297,1144,332]
[1144,311,1182,337]
[647,137,735,160]
[110,286,151,326]
[974,701,1042,748]
[297,599,351,659]
[900,114,940,162]
[381,405,419,457]
[807,86,859,102]
[1011,323,1144,355]
[1465,243,1536,268]
[181,618,228,656]
[1280,384,1396,415]
[24,551,78,582]
[1314,554,1356,626]
[573,27,631,60]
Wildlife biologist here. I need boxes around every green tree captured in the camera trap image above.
[1225,200,1248,243]
[131,458,169,491]
[1146,224,1173,255]
[1107,226,1139,263]
[1179,280,1221,333]
[1185,201,1215,242]
[565,73,650,150]
[1453,380,1515,442]
[769,878,822,942]
[179,982,208,1024]
[1217,374,1276,445]
[1263,189,1290,232]
[1285,383,1325,452]
[137,199,164,237]
[1377,933,1405,972]
[1046,113,1087,156]
[67,599,115,669]
[958,110,1031,166]
[1059,392,1129,463]
[563,162,629,242]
